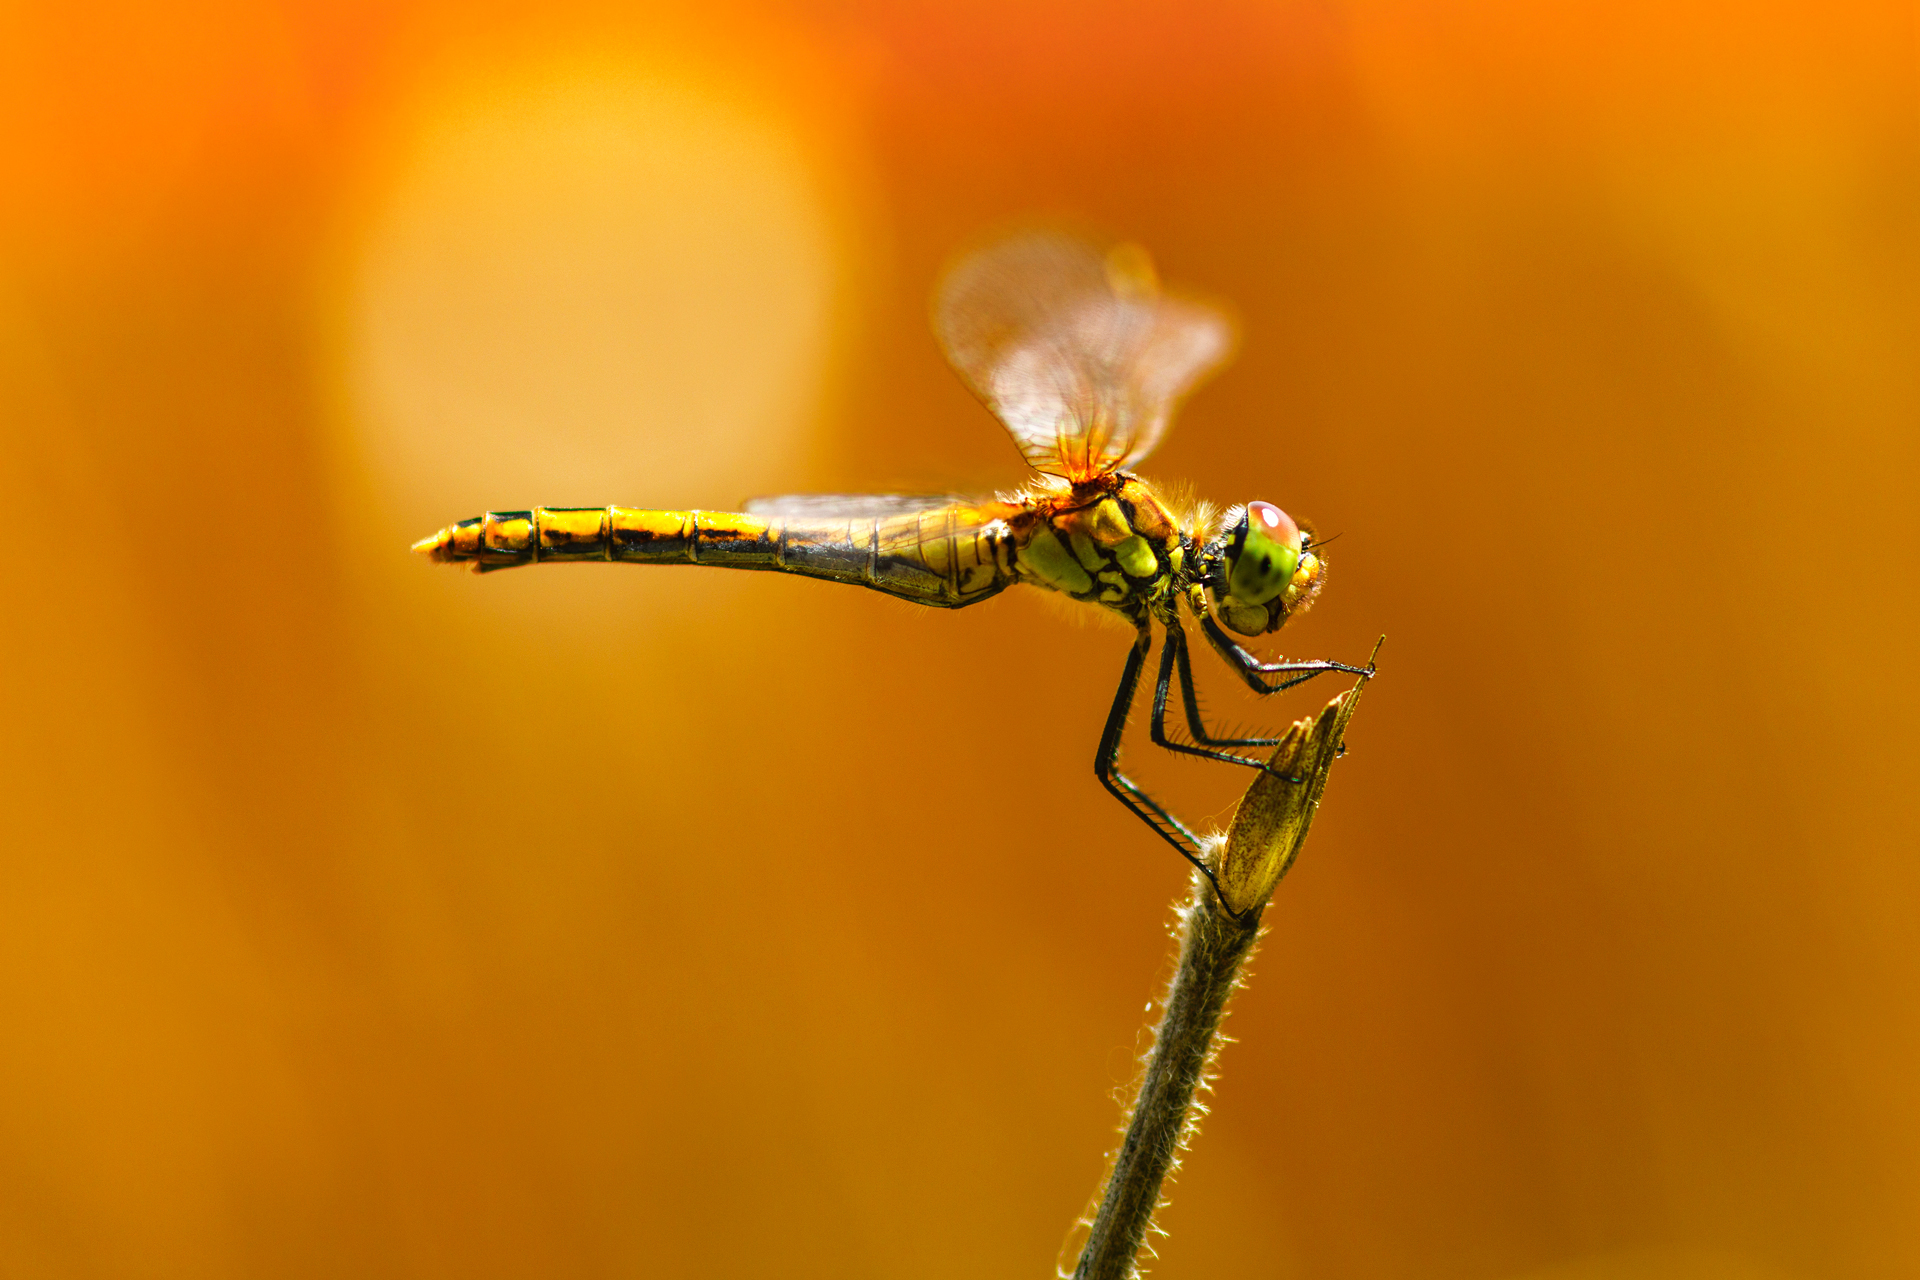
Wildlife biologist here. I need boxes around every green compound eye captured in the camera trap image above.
[1226,501,1301,606]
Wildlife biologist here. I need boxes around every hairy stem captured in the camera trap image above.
[1066,664,1374,1279]
[1070,874,1263,1280]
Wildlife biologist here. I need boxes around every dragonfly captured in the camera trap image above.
[414,232,1372,911]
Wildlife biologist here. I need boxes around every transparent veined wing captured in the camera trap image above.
[742,493,967,519]
[933,232,1235,481]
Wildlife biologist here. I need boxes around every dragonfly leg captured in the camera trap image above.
[1149,625,1280,769]
[1200,610,1374,697]
[1096,625,1238,911]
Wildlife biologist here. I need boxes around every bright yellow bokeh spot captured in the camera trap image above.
[345,49,845,523]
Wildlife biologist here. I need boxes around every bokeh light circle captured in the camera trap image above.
[345,51,843,526]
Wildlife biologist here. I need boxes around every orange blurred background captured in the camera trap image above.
[2,1,1914,1276]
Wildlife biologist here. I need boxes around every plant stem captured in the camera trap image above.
[1066,666,1373,1279]
[1070,873,1263,1280]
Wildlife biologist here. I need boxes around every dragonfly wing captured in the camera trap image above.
[742,493,966,519]
[934,232,1235,480]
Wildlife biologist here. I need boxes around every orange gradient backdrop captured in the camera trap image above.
[2,2,1914,1277]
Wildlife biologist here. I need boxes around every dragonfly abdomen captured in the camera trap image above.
[414,505,1016,608]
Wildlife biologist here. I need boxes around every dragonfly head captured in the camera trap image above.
[1207,500,1325,635]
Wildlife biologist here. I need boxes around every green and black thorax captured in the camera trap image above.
[1007,474,1326,638]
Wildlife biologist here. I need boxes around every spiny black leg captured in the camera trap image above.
[1200,611,1373,696]
[1095,624,1238,913]
[1172,625,1287,750]
[1149,626,1279,769]
[1097,628,1203,843]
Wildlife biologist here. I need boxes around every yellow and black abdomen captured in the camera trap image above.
[414,504,1018,608]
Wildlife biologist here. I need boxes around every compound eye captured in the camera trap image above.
[1226,501,1303,607]
[1247,501,1299,548]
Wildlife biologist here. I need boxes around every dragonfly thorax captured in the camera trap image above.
[1006,475,1187,618]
